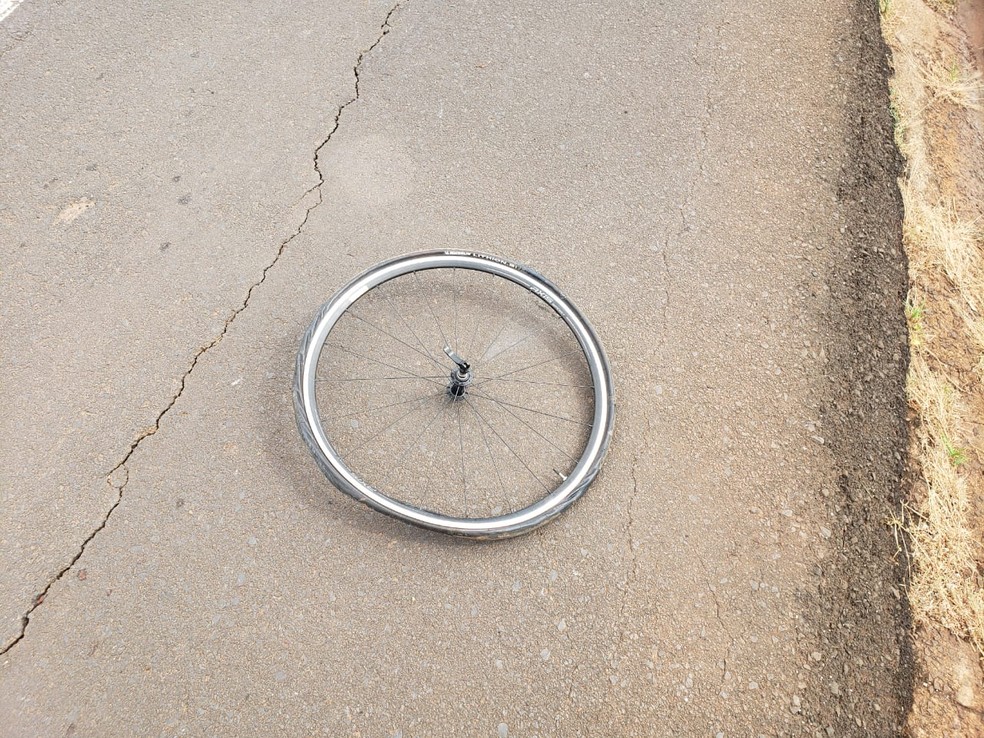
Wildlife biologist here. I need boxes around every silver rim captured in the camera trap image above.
[294,250,615,538]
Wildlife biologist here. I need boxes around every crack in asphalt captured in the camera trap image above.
[656,24,713,347]
[608,418,650,687]
[676,93,711,243]
[696,555,738,694]
[0,2,405,657]
[0,33,19,61]
[0,15,34,61]
[671,24,714,249]
[302,2,403,203]
[656,246,670,347]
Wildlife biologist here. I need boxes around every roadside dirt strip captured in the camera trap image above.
[1,0,912,734]
[881,0,984,732]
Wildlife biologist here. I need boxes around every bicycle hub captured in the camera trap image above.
[444,346,473,399]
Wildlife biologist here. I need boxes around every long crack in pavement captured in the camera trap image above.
[0,1,405,656]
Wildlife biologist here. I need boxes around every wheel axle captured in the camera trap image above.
[445,346,472,399]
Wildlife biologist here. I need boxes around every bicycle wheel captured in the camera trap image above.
[293,250,614,538]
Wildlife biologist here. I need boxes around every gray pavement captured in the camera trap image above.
[1,0,911,735]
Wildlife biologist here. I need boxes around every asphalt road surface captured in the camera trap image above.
[1,0,912,735]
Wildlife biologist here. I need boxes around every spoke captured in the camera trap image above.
[471,348,585,388]
[347,311,447,374]
[466,389,592,427]
[318,375,445,383]
[415,271,450,349]
[332,344,446,388]
[475,318,509,364]
[344,396,433,458]
[465,399,507,507]
[480,376,594,389]
[466,398,550,493]
[456,402,467,514]
[372,401,447,490]
[469,392,578,463]
[429,400,460,492]
[452,267,459,351]
[482,320,572,367]
[482,325,541,365]
[463,297,484,361]
[471,361,551,388]
[488,326,574,370]
[335,390,441,419]
[377,283,449,372]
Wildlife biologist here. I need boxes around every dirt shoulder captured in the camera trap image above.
[802,0,916,732]
[879,0,984,733]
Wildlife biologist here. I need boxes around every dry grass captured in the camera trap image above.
[905,198,984,310]
[881,0,984,663]
[923,0,957,15]
[922,59,984,110]
[903,357,984,657]
[961,309,984,380]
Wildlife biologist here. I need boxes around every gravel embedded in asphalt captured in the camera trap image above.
[0,0,911,734]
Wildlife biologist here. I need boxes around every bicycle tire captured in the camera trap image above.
[293,250,614,538]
